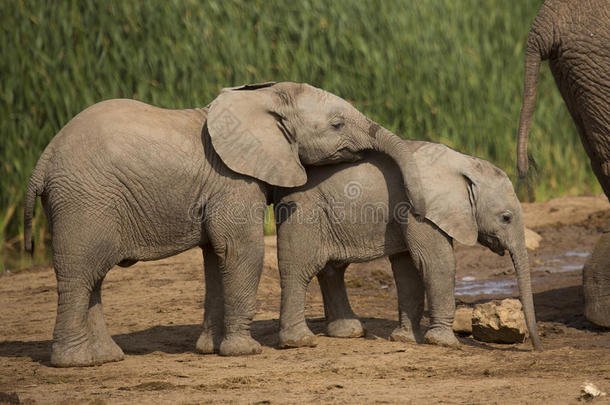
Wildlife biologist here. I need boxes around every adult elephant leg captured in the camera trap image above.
[317,264,365,338]
[87,278,124,364]
[407,220,459,348]
[196,245,225,354]
[389,252,424,344]
[583,219,610,328]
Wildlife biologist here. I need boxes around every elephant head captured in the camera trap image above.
[207,81,425,217]
[410,142,543,350]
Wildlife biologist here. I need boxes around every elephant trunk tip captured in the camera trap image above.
[531,335,543,352]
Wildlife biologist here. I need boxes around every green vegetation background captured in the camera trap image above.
[0,0,601,269]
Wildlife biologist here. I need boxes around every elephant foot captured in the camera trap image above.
[423,327,459,348]
[218,334,262,356]
[389,326,422,344]
[327,318,365,338]
[90,335,124,364]
[279,323,317,348]
[51,339,97,367]
[195,330,220,354]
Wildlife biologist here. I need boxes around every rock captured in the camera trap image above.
[453,307,473,335]
[524,227,541,250]
[472,299,528,344]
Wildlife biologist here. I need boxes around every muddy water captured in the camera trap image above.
[455,250,591,298]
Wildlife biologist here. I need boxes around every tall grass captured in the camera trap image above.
[0,0,600,270]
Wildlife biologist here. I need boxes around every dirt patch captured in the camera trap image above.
[1,196,609,404]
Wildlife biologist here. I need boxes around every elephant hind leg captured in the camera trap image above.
[50,222,121,367]
[87,279,124,364]
[51,257,117,367]
[317,263,365,338]
[389,252,424,344]
[196,245,225,354]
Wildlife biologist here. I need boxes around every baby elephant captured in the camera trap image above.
[275,141,542,350]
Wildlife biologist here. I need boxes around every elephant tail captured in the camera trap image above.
[516,3,557,179]
[516,43,544,179]
[24,147,51,254]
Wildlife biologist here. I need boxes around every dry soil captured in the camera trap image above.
[1,195,609,404]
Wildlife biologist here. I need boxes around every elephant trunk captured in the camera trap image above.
[372,125,426,218]
[509,244,543,351]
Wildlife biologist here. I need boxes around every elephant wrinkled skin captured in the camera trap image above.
[23,82,426,367]
[516,0,610,327]
[275,142,543,351]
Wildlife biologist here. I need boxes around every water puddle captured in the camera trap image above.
[455,279,516,297]
[564,251,590,258]
[456,249,590,297]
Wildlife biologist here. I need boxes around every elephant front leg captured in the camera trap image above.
[389,253,424,344]
[421,254,459,348]
[196,246,225,354]
[407,223,459,348]
[278,262,321,348]
[317,264,365,338]
[215,235,264,356]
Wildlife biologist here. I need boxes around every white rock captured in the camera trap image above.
[524,227,542,250]
[453,307,473,335]
[580,382,606,400]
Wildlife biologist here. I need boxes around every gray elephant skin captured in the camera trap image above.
[23,81,427,367]
[516,0,610,327]
[275,141,543,351]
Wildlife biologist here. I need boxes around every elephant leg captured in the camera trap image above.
[388,252,424,344]
[278,260,323,349]
[583,219,610,328]
[212,230,264,356]
[87,278,124,364]
[51,244,118,367]
[51,264,94,367]
[317,263,365,338]
[407,221,459,348]
[196,245,225,354]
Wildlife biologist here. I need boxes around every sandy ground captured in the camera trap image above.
[1,195,609,404]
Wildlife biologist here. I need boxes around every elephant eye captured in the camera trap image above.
[501,212,513,224]
[331,121,344,130]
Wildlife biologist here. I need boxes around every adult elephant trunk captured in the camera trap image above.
[509,245,543,351]
[372,125,426,218]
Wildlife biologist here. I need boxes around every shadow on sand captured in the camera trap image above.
[1,284,605,366]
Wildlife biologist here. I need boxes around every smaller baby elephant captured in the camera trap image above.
[275,141,543,351]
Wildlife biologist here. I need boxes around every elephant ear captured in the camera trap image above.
[411,142,478,245]
[207,82,307,187]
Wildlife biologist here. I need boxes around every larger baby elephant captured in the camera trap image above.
[516,0,610,326]
[23,82,426,367]
[275,142,542,350]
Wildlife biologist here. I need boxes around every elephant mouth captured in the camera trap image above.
[309,149,365,166]
[479,233,506,256]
